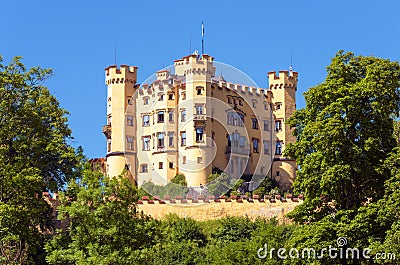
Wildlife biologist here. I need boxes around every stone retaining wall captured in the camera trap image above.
[138,194,303,221]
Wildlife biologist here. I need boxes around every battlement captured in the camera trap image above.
[268,70,298,80]
[137,194,304,221]
[105,65,137,85]
[212,79,268,97]
[156,69,170,81]
[174,54,215,76]
[268,70,298,90]
[174,54,214,65]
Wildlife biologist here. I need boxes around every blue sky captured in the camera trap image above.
[2,0,399,158]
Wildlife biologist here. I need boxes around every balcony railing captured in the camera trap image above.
[193,114,206,121]
[225,146,250,156]
[102,125,111,139]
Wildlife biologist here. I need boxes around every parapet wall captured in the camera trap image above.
[138,194,303,221]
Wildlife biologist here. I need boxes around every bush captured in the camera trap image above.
[171,174,187,186]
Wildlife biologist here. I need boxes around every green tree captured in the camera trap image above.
[162,214,207,247]
[0,56,82,263]
[171,174,187,186]
[207,172,230,197]
[45,167,161,264]
[286,51,400,223]
[212,216,256,243]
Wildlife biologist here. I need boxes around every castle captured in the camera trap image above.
[100,53,298,191]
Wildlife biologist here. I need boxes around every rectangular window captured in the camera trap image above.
[275,120,282,131]
[228,97,231,104]
[143,115,150,126]
[168,132,174,147]
[141,164,148,173]
[157,133,165,148]
[169,162,174,169]
[182,156,186,164]
[197,87,203,95]
[181,110,186,122]
[143,136,150,151]
[233,133,240,147]
[227,112,233,125]
[181,132,186,146]
[264,102,268,110]
[239,136,245,148]
[158,111,164,123]
[168,93,174,100]
[253,138,259,153]
[158,94,164,101]
[263,120,269,131]
[159,162,163,169]
[197,157,203,164]
[143,97,149,105]
[127,97,133,105]
[196,105,203,115]
[168,110,174,122]
[275,141,282,155]
[252,118,259,130]
[263,140,270,154]
[127,115,133,126]
[196,128,204,143]
[239,99,243,106]
[126,136,134,151]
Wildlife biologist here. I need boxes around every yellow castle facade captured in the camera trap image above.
[102,53,298,190]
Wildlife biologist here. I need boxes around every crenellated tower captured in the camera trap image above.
[173,54,216,186]
[268,69,298,190]
[103,65,138,182]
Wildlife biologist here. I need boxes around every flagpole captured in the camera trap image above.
[201,21,204,56]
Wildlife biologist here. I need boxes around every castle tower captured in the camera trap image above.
[104,65,138,182]
[173,54,216,186]
[268,69,298,190]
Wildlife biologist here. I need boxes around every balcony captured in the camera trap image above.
[193,114,206,126]
[193,114,206,121]
[102,125,111,139]
[225,146,250,156]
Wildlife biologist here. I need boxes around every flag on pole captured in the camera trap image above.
[202,21,204,38]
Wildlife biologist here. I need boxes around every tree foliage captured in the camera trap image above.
[45,166,161,264]
[286,51,400,222]
[0,56,82,263]
[170,174,187,186]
